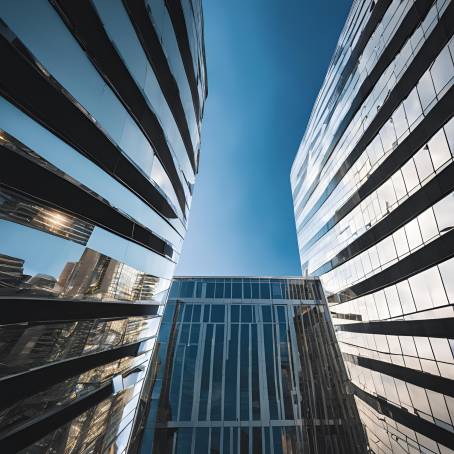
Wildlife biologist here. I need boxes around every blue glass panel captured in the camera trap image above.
[276,306,286,322]
[190,323,200,344]
[251,324,260,420]
[241,306,252,323]
[223,427,230,454]
[260,282,271,299]
[175,428,192,454]
[240,324,249,421]
[192,305,201,322]
[243,282,251,299]
[206,283,215,298]
[180,281,195,298]
[273,428,283,454]
[179,345,197,420]
[203,305,210,322]
[264,324,278,419]
[199,324,213,420]
[183,304,193,322]
[253,428,262,453]
[232,282,242,298]
[196,282,203,298]
[263,427,271,454]
[210,427,220,453]
[231,305,240,322]
[210,305,225,323]
[262,306,272,322]
[224,324,238,421]
[251,282,260,299]
[211,325,224,420]
[195,427,209,453]
[179,324,190,344]
[214,281,224,298]
[169,282,180,298]
[224,280,232,298]
[271,282,283,299]
[169,344,184,420]
[240,427,249,453]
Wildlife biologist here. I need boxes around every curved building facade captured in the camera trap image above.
[0,0,206,452]
[291,0,454,452]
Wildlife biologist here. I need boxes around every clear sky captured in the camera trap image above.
[177,0,351,276]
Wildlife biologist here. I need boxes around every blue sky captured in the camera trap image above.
[177,0,351,276]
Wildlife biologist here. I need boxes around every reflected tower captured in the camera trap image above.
[0,0,207,451]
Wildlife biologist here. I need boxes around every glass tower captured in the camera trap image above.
[291,0,454,452]
[0,0,207,452]
[138,277,367,454]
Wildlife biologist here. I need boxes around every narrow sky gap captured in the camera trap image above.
[177,0,351,276]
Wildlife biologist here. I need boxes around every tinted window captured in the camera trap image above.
[211,305,225,322]
[231,305,240,322]
[260,282,271,299]
[241,305,252,323]
[215,281,224,298]
[206,283,215,298]
[232,282,242,298]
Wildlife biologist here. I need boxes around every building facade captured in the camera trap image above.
[0,0,206,452]
[137,277,367,454]
[291,0,454,452]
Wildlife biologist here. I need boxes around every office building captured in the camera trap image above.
[291,0,454,452]
[137,276,367,454]
[0,0,207,451]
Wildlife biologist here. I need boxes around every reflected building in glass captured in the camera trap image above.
[291,0,454,452]
[137,277,367,454]
[0,0,206,452]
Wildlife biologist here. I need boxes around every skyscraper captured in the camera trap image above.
[0,0,207,451]
[291,0,454,452]
[137,276,367,454]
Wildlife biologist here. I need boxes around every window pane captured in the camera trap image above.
[231,305,240,322]
[428,128,451,170]
[232,282,242,298]
[439,257,454,304]
[211,305,225,322]
[430,46,454,93]
[433,192,454,233]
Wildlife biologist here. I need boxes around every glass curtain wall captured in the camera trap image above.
[291,0,454,452]
[138,277,367,454]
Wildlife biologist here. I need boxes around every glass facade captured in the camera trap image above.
[139,277,367,454]
[0,0,207,452]
[291,0,454,452]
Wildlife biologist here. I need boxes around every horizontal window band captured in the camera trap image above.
[165,0,204,120]
[302,86,454,257]
[0,26,178,220]
[0,297,160,326]
[352,383,454,450]
[344,353,454,398]
[122,0,197,173]
[0,381,112,453]
[0,142,174,258]
[337,227,454,302]
[314,140,454,276]
[50,0,188,214]
[336,317,454,339]
[293,0,393,201]
[0,340,144,411]
[296,0,450,232]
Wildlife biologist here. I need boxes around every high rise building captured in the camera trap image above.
[0,0,207,452]
[137,276,367,454]
[291,0,454,452]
